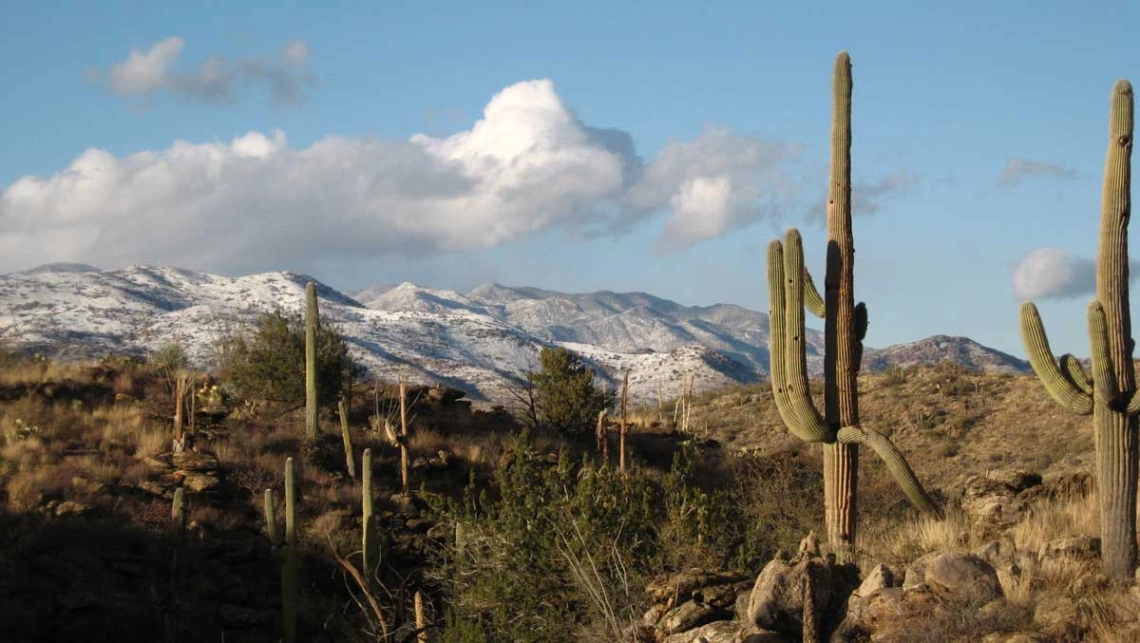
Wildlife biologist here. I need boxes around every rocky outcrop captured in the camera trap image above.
[744,533,859,642]
[959,469,1042,529]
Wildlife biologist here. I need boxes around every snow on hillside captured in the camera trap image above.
[0,266,1025,404]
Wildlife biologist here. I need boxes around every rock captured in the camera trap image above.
[975,537,1018,570]
[171,451,219,472]
[697,581,751,609]
[746,532,858,642]
[986,469,1042,492]
[659,600,718,635]
[914,552,1003,605]
[1038,536,1100,562]
[135,479,171,497]
[182,472,221,493]
[647,569,745,605]
[856,564,895,596]
[54,500,90,517]
[662,620,791,643]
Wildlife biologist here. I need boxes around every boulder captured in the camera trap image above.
[659,600,718,635]
[745,532,859,642]
[905,552,1003,605]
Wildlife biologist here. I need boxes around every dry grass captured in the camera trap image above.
[858,508,976,568]
[1011,491,1100,554]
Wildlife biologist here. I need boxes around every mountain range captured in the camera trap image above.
[0,263,1030,403]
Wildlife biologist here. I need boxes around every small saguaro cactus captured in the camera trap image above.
[305,282,319,441]
[398,377,411,498]
[619,371,630,474]
[339,397,356,480]
[282,457,299,642]
[362,447,375,576]
[263,488,279,546]
[767,52,940,550]
[1019,79,1137,578]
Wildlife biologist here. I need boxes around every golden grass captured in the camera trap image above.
[1010,491,1100,554]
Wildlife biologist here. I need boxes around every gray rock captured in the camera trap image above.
[910,552,1003,604]
[1038,536,1100,562]
[659,600,718,635]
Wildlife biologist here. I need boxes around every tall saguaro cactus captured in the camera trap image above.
[767,53,940,549]
[1020,79,1137,578]
[305,282,319,441]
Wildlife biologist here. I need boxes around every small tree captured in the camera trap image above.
[217,308,359,408]
[529,347,609,439]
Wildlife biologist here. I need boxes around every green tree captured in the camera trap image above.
[529,346,609,438]
[217,308,359,408]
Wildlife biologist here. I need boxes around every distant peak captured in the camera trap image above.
[19,262,102,275]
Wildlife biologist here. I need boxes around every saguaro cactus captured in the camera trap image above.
[619,371,630,474]
[767,53,940,549]
[1020,79,1136,578]
[339,397,356,480]
[362,447,375,575]
[305,282,319,441]
[283,457,299,642]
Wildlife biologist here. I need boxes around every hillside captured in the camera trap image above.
[0,264,1029,403]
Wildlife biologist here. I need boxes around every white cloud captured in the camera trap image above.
[93,36,311,105]
[1,79,799,273]
[107,36,186,96]
[997,157,1076,187]
[1013,247,1140,300]
[1013,248,1097,300]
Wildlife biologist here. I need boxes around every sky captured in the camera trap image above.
[1,1,1138,359]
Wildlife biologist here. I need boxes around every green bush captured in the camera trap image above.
[216,308,359,407]
[426,431,824,641]
[149,342,189,374]
[528,347,609,439]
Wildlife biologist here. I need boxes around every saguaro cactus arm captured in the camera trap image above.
[803,268,826,319]
[1089,301,1122,409]
[1059,354,1093,395]
[837,425,942,516]
[1020,302,1095,415]
[768,234,829,442]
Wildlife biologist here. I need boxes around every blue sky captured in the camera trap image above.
[1,1,1137,358]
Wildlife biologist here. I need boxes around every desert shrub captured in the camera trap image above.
[149,342,189,374]
[215,309,360,407]
[528,347,609,439]
[428,433,818,641]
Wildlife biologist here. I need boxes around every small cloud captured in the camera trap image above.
[997,157,1076,187]
[1013,247,1140,300]
[807,169,919,220]
[93,36,312,106]
[1013,248,1094,300]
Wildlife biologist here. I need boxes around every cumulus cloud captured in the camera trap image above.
[90,36,311,105]
[0,79,800,273]
[1012,248,1096,300]
[997,157,1076,187]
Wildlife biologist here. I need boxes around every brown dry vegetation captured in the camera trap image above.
[0,354,1137,642]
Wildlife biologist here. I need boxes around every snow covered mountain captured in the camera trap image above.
[0,264,1026,403]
